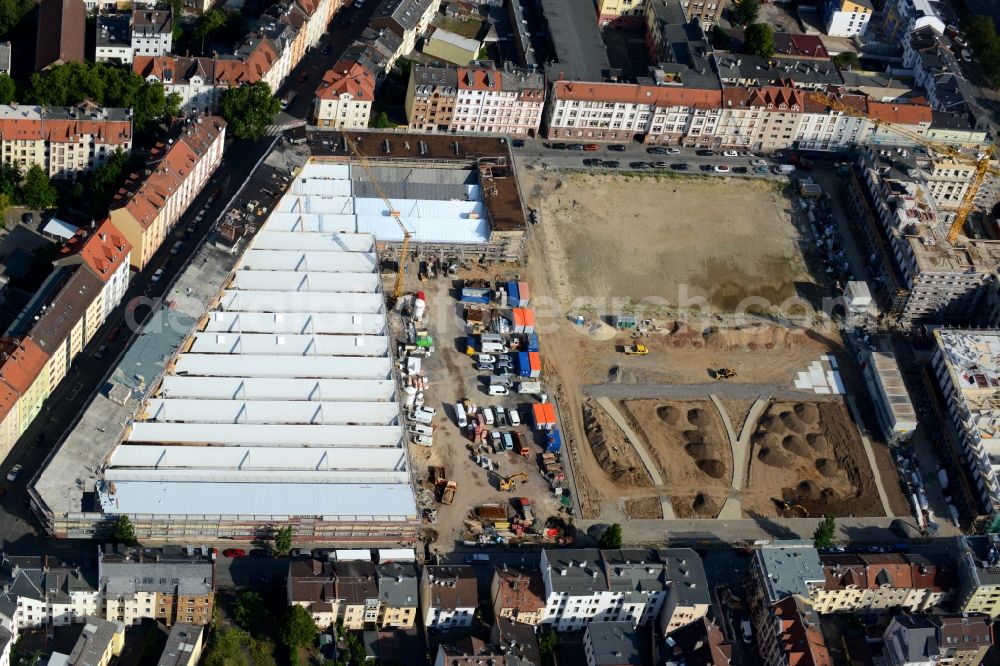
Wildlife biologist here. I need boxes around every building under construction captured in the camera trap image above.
[846,145,1000,326]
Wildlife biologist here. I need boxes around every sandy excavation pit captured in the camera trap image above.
[621,400,733,518]
[581,400,653,488]
[743,401,883,518]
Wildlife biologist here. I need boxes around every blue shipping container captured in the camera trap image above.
[547,429,562,453]
[461,291,491,304]
[507,281,520,307]
[517,352,531,377]
[526,334,539,352]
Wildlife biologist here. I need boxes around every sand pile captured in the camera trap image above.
[663,321,706,349]
[703,324,811,350]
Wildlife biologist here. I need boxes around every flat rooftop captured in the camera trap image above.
[538,0,611,81]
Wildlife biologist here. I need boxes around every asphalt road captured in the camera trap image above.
[0,136,275,556]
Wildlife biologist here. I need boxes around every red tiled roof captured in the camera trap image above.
[59,219,132,282]
[772,597,832,666]
[867,100,933,125]
[315,63,376,101]
[0,337,49,395]
[492,568,545,613]
[553,80,722,109]
[774,33,829,59]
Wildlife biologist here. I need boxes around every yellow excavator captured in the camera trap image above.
[497,471,529,492]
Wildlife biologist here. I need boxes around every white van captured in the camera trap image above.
[482,407,495,426]
[742,620,753,644]
[488,385,510,396]
[407,423,433,437]
[455,402,468,428]
[409,406,435,424]
[411,434,433,446]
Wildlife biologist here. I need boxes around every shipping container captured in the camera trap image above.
[461,289,491,304]
[543,403,557,429]
[517,352,530,377]
[511,308,526,334]
[465,336,476,355]
[547,429,562,453]
[523,309,536,334]
[507,281,520,307]
[526,333,539,352]
[528,352,541,378]
[518,281,530,307]
[532,404,547,430]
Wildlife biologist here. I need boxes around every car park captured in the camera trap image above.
[477,354,497,365]
[497,409,508,427]
[671,163,689,170]
[714,165,730,173]
[696,149,715,156]
[607,144,626,152]
[223,549,247,558]
[583,158,603,167]
[723,150,739,157]
[489,431,502,450]
[603,160,620,168]
[502,433,514,451]
[6,465,21,482]
[151,268,165,283]
[551,142,567,150]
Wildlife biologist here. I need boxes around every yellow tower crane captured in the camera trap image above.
[810,92,999,244]
[340,131,413,302]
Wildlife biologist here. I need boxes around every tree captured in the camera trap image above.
[0,0,34,36]
[89,148,131,216]
[710,24,731,50]
[280,605,317,649]
[274,525,293,555]
[832,52,860,70]
[732,0,759,27]
[0,161,21,200]
[962,15,1000,88]
[110,515,137,544]
[0,74,14,104]
[744,23,775,58]
[220,82,281,140]
[202,628,246,666]
[232,590,267,631]
[334,632,367,666]
[813,515,837,548]
[369,111,393,128]
[598,523,623,549]
[538,630,557,654]
[194,9,227,52]
[19,165,57,210]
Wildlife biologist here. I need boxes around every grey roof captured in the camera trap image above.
[0,42,11,72]
[755,541,824,603]
[372,0,435,32]
[96,15,131,48]
[1,554,97,603]
[98,547,213,597]
[492,617,541,666]
[544,549,608,595]
[714,52,842,87]
[0,625,11,662]
[661,548,711,606]
[885,615,939,661]
[585,622,641,666]
[132,9,172,37]
[643,0,720,90]
[961,535,1000,585]
[602,549,668,600]
[412,65,460,89]
[333,560,378,604]
[67,618,125,666]
[539,0,611,82]
[377,562,418,607]
[157,624,203,666]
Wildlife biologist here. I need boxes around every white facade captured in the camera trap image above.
[132,15,173,58]
[823,0,872,37]
[452,88,544,136]
[315,93,372,129]
[422,602,475,630]
[99,254,131,322]
[0,611,14,666]
[95,44,132,64]
[14,590,100,629]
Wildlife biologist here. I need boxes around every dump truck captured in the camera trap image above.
[623,344,648,355]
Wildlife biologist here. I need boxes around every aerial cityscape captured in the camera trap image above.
[0,0,996,661]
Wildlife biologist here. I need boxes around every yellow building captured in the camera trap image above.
[59,617,125,666]
[377,562,418,629]
[596,0,644,27]
[0,337,50,449]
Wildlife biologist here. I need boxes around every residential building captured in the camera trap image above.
[820,0,872,37]
[334,560,378,630]
[109,116,225,270]
[57,617,125,666]
[407,62,545,136]
[679,0,723,27]
[595,0,645,29]
[352,27,405,74]
[0,603,15,666]
[433,638,512,666]
[490,566,546,625]
[420,565,477,630]
[713,53,844,91]
[539,549,614,632]
[757,595,831,666]
[132,10,173,59]
[95,15,132,64]
[376,562,418,629]
[134,56,218,115]
[97,547,215,626]
[0,554,100,628]
[0,338,49,463]
[313,61,376,129]
[537,0,611,82]
[747,541,825,658]
[156,624,204,666]
[287,559,338,630]
[584,622,641,666]
[717,85,805,152]
[54,220,133,326]
[661,617,731,666]
[491,617,541,665]
[0,43,10,75]
[36,0,86,71]
[883,0,945,43]
[957,535,1000,617]
[653,549,711,631]
[813,553,950,613]
[883,614,993,666]
[0,103,133,181]
[371,0,441,58]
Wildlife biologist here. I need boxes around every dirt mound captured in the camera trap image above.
[582,403,652,487]
[696,459,727,478]
[663,321,706,349]
[703,324,812,350]
[781,434,812,458]
[794,403,819,423]
[671,491,723,518]
[687,408,711,428]
[658,406,682,426]
[816,458,840,477]
[684,442,712,459]
[625,497,662,519]
[807,433,828,449]
[794,480,822,501]
[757,447,791,467]
[682,430,704,445]
[780,412,809,434]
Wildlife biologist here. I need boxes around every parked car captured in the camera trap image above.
[567,144,585,151]
[603,160,620,168]
[249,548,271,558]
[95,344,108,359]
[551,142,567,150]
[477,363,495,372]
[482,407,495,426]
[223,549,247,558]
[297,71,309,84]
[477,354,497,365]
[696,149,716,156]
[629,161,648,169]
[583,158,603,167]
[583,144,599,151]
[488,385,510,395]
[508,408,521,427]
[106,326,122,343]
[20,213,32,225]
[723,150,739,157]
[6,465,21,482]
[455,402,468,428]
[671,163,689,171]
[645,146,668,154]
[714,165,730,173]
[733,166,748,174]
[750,159,768,167]
[512,139,525,147]
[151,268,165,283]
[607,144,627,152]
[497,409,508,427]
[699,164,713,172]
[169,240,183,255]
[653,161,669,168]
[489,431,502,450]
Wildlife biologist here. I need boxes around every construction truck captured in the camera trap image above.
[713,368,737,380]
[498,471,529,492]
[623,344,648,355]
[437,479,457,504]
[775,499,808,516]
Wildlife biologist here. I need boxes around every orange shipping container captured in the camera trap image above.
[523,309,536,332]
[543,403,557,426]
[512,308,526,331]
[528,352,541,378]
[532,403,547,429]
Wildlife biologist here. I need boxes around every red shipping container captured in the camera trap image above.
[523,308,536,334]
[512,308,526,333]
[517,281,530,306]
[543,403,558,428]
[532,403,547,429]
[528,352,541,378]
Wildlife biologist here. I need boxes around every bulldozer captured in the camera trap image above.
[713,367,738,380]
[497,471,529,493]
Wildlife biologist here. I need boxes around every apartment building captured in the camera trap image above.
[820,0,872,36]
[883,614,994,666]
[288,558,338,629]
[747,542,825,657]
[595,0,645,29]
[371,0,441,57]
[132,9,173,59]
[134,57,217,115]
[0,603,15,666]
[36,0,85,71]
[52,617,125,666]
[98,547,214,626]
[334,561,378,630]
[883,0,944,43]
[585,622,641,666]
[490,566,546,625]
[54,220,132,325]
[0,554,100,628]
[661,617,731,665]
[376,562,418,629]
[313,62,376,129]
[0,103,132,181]
[420,565,477,630]
[813,553,951,613]
[407,62,546,136]
[109,116,225,270]
[757,595,831,666]
[0,338,49,463]
[957,535,1000,618]
[846,146,1000,325]
[95,15,132,63]
[156,624,204,666]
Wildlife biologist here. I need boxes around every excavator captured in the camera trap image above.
[774,498,809,517]
[496,471,529,493]
[713,368,738,380]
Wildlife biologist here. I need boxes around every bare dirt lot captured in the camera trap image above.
[523,169,814,312]
[742,400,884,518]
[620,400,733,519]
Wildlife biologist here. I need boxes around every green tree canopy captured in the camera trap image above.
[369,111,393,128]
[538,630,557,654]
[744,22,775,58]
[220,82,281,140]
[0,74,14,104]
[20,165,57,210]
[232,590,268,631]
[598,523,623,549]
[832,52,860,70]
[0,161,21,200]
[0,0,34,36]
[710,24,732,50]
[280,605,317,649]
[274,525,293,555]
[110,515,137,544]
[733,0,760,27]
[195,9,227,51]
[813,515,837,549]
[962,15,1000,88]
